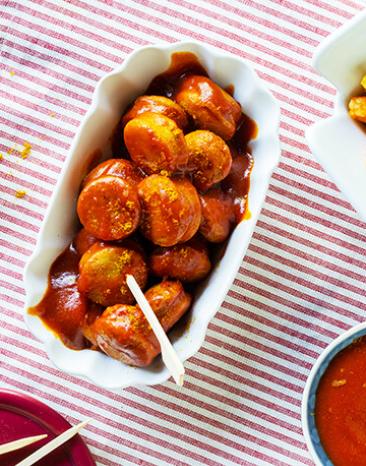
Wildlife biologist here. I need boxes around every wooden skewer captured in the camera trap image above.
[15,420,91,466]
[0,434,48,455]
[126,274,185,386]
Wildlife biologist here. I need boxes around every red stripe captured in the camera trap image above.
[2,11,113,72]
[231,278,349,334]
[115,0,316,73]
[255,219,366,279]
[198,0,321,46]
[1,212,39,234]
[271,0,342,27]
[238,267,364,323]
[0,239,32,256]
[0,195,46,217]
[0,101,75,141]
[269,183,366,232]
[0,133,65,168]
[220,299,329,349]
[74,0,336,94]
[150,0,314,59]
[1,86,82,127]
[251,230,366,284]
[248,242,366,299]
[245,254,366,311]
[261,206,366,260]
[0,168,52,198]
[266,195,366,250]
[0,225,36,245]
[1,38,99,89]
[31,0,148,49]
[213,0,330,36]
[212,312,319,360]
[302,0,354,17]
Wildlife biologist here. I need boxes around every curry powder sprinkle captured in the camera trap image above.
[20,142,32,159]
[15,190,26,199]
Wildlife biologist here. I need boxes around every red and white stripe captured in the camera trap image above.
[1,1,366,464]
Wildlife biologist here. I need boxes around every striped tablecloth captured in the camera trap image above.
[1,1,366,465]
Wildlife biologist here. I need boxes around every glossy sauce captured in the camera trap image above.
[315,336,366,466]
[29,245,89,350]
[31,52,257,350]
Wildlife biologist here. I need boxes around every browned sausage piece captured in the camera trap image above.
[77,175,140,241]
[138,175,191,247]
[91,281,191,366]
[74,228,99,256]
[124,113,188,175]
[185,130,232,192]
[77,242,148,306]
[175,75,241,140]
[150,237,211,282]
[173,178,202,242]
[82,158,144,189]
[122,95,188,129]
[199,187,235,243]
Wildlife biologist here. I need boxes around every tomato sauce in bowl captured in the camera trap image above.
[315,336,366,466]
[302,324,366,466]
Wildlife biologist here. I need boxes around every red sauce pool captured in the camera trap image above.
[315,336,366,466]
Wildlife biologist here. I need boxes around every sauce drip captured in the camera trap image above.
[31,51,257,350]
[315,336,366,466]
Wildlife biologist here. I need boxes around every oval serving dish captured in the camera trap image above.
[302,322,366,466]
[23,41,280,389]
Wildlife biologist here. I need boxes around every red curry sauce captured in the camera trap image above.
[30,52,257,350]
[315,336,366,466]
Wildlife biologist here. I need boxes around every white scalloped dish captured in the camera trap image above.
[23,41,280,389]
[306,10,366,221]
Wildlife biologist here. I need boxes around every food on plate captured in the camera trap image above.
[138,175,200,246]
[348,75,366,123]
[87,281,191,366]
[30,52,257,367]
[124,113,188,175]
[199,187,234,243]
[175,75,241,140]
[122,95,188,129]
[82,158,144,188]
[150,237,211,282]
[77,175,140,241]
[185,130,232,192]
[74,228,99,256]
[315,336,366,466]
[77,242,148,306]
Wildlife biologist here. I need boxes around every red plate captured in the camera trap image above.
[0,390,95,466]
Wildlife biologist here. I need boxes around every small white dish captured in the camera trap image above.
[23,41,280,389]
[302,322,366,466]
[306,10,366,222]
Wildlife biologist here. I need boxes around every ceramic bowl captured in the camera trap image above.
[23,41,280,389]
[306,10,366,222]
[302,322,366,465]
